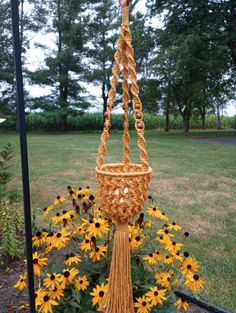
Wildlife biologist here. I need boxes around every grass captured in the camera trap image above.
[0,129,236,311]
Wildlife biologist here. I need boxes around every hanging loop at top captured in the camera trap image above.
[119,0,131,7]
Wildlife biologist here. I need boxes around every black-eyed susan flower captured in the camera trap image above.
[164,255,174,264]
[181,257,200,275]
[43,273,61,290]
[35,288,47,307]
[166,240,183,254]
[146,286,167,306]
[143,253,157,265]
[90,245,107,261]
[38,294,58,313]
[32,232,46,247]
[53,195,65,206]
[134,296,152,313]
[154,250,164,261]
[32,252,48,277]
[147,206,161,217]
[74,225,85,236]
[177,297,189,312]
[155,235,171,246]
[185,273,204,290]
[48,286,64,300]
[75,276,89,291]
[174,251,184,262]
[14,272,27,290]
[80,237,91,251]
[90,283,108,306]
[156,229,174,238]
[64,253,81,265]
[155,271,175,290]
[168,222,182,231]
[51,228,71,249]
[130,235,144,250]
[60,268,79,287]
[87,218,109,237]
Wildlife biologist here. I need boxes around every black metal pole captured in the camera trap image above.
[10,1,36,312]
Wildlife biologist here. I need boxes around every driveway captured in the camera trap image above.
[195,136,236,145]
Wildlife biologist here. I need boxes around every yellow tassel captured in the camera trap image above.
[99,222,134,313]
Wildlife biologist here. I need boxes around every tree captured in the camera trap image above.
[147,0,235,133]
[0,1,15,114]
[85,0,119,115]
[29,0,90,131]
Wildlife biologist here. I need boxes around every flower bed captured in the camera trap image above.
[14,186,204,313]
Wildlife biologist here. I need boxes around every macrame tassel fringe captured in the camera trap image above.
[99,222,134,313]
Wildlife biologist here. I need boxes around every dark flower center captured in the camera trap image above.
[154,291,158,296]
[193,274,199,281]
[36,232,42,237]
[64,271,70,278]
[135,236,141,241]
[162,212,165,216]
[53,287,57,292]
[56,233,62,238]
[85,239,90,243]
[184,232,190,237]
[156,251,160,255]
[80,280,83,284]
[99,291,105,297]
[56,196,60,200]
[153,207,157,211]
[50,274,55,280]
[20,279,24,282]
[43,207,47,212]
[33,258,38,264]
[142,301,146,306]
[184,251,189,257]
[187,264,192,269]
[95,222,101,228]
[43,295,50,302]
[95,247,100,252]
[63,210,67,214]
[164,230,169,234]
[166,255,170,259]
[70,252,75,257]
[172,222,176,225]
[149,253,153,257]
[47,232,54,237]
[172,241,176,246]
[176,252,180,256]
[159,236,163,240]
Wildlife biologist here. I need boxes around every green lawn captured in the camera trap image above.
[0,130,236,311]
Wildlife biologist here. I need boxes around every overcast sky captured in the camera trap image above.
[24,1,236,116]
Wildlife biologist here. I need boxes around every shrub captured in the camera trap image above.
[14,187,204,313]
[0,143,23,267]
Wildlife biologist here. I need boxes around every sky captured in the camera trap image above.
[24,1,236,116]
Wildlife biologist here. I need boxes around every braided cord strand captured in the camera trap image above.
[121,12,131,166]
[123,7,149,170]
[96,26,125,168]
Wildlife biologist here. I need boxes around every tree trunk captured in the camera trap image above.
[201,105,206,129]
[183,109,191,134]
[165,105,170,132]
[60,114,68,132]
[102,81,108,121]
[216,104,221,130]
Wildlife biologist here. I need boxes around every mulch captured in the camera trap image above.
[0,261,212,313]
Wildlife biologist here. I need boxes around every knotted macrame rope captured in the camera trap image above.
[96,2,152,313]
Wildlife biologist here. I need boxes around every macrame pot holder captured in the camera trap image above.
[96,1,152,313]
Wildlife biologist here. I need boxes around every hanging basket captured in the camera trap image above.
[96,0,152,224]
[95,1,152,313]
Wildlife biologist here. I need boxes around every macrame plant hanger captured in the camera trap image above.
[96,1,152,313]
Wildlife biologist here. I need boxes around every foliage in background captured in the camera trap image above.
[14,186,203,313]
[1,112,235,132]
[0,143,23,267]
